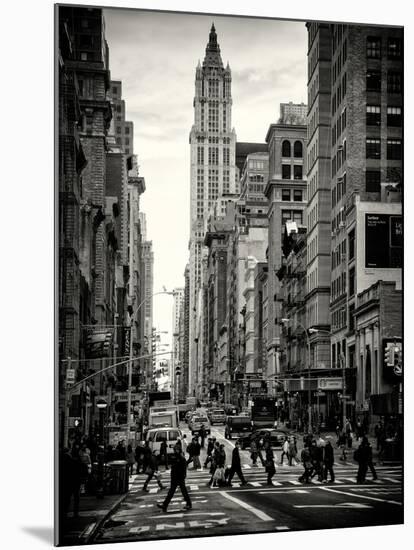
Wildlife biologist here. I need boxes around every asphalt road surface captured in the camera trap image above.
[93,422,403,543]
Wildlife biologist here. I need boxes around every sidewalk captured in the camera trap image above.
[59,475,138,545]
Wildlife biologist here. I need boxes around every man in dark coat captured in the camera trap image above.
[227,441,247,486]
[199,424,206,448]
[323,441,335,482]
[157,446,192,512]
[59,447,83,521]
[355,436,377,483]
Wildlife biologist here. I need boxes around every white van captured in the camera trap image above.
[145,427,183,455]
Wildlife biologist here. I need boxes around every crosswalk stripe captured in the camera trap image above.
[149,488,158,494]
[243,464,251,469]
[231,482,240,488]
[249,482,262,487]
[272,481,282,486]
[372,479,384,484]
[334,480,344,484]
[311,479,321,484]
[190,485,199,491]
[343,478,356,483]
[382,478,400,483]
[288,480,301,485]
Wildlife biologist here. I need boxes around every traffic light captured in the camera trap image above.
[384,343,395,367]
[176,366,181,376]
[393,344,402,375]
[73,418,83,430]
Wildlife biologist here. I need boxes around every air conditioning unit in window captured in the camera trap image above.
[339,221,345,228]
[337,176,344,183]
[338,145,343,151]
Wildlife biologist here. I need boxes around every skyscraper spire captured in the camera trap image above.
[203,22,223,69]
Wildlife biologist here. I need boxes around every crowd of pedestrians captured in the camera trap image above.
[60,416,388,523]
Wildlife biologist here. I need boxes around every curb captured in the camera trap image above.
[82,492,129,545]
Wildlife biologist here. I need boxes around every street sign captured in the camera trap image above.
[318,377,343,390]
[66,368,75,383]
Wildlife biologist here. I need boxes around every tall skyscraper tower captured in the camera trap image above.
[188,24,237,395]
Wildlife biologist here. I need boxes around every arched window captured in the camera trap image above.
[282,140,291,157]
[294,141,303,158]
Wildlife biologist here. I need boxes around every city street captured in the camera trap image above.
[92,424,403,543]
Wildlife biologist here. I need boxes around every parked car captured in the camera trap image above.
[145,427,183,455]
[237,428,289,450]
[188,414,211,435]
[224,415,252,439]
[208,409,226,425]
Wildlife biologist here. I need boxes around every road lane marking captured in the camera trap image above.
[294,503,372,509]
[153,512,225,519]
[319,486,403,505]
[257,489,309,495]
[219,491,274,521]
[81,522,96,537]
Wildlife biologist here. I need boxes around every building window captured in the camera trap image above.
[349,267,355,296]
[366,138,381,159]
[116,126,121,134]
[365,170,381,192]
[80,52,88,61]
[387,106,402,126]
[294,165,303,180]
[125,127,130,134]
[366,105,381,126]
[112,86,118,94]
[125,138,129,145]
[388,37,402,59]
[282,189,291,201]
[281,210,292,226]
[387,72,402,93]
[292,210,303,224]
[293,189,303,202]
[367,37,381,58]
[348,228,355,260]
[282,140,291,157]
[294,141,303,158]
[282,164,291,179]
[348,303,355,332]
[366,70,381,91]
[387,139,402,160]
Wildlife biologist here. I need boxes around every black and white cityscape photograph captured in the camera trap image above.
[56,2,404,546]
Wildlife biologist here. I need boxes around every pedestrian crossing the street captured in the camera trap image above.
[129,465,402,494]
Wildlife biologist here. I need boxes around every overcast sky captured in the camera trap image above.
[103,7,307,347]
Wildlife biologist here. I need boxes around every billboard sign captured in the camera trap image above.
[365,214,402,268]
[85,327,114,358]
[318,377,343,390]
